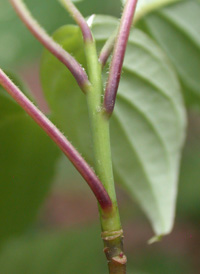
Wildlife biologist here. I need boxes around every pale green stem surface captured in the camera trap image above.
[84,40,126,274]
[85,41,121,231]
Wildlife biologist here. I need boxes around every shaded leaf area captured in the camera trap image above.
[0,226,106,274]
[0,83,59,244]
[0,225,193,274]
[41,16,186,236]
[177,114,200,221]
[177,143,200,220]
[0,0,120,68]
[110,26,185,236]
[122,0,179,21]
[137,0,200,109]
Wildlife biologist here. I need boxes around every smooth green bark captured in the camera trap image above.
[84,40,126,273]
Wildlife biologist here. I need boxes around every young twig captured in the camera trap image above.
[0,69,112,212]
[103,0,138,116]
[58,0,93,42]
[99,29,117,68]
[100,0,174,72]
[10,0,90,93]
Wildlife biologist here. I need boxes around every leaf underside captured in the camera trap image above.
[137,0,200,109]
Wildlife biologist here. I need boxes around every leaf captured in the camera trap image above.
[41,16,186,236]
[0,81,60,243]
[111,25,186,236]
[137,0,200,109]
[121,0,180,22]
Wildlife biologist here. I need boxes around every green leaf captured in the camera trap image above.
[121,0,180,22]
[0,82,59,243]
[41,16,186,236]
[137,0,200,109]
[122,0,178,6]
[111,24,186,236]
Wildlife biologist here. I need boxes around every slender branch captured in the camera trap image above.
[104,0,138,116]
[83,15,127,273]
[134,0,180,22]
[0,69,112,212]
[100,0,175,71]
[10,0,90,93]
[58,0,93,42]
[99,29,117,68]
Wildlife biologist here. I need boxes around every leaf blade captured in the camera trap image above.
[137,0,200,108]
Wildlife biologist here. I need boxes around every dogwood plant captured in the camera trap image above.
[2,0,199,273]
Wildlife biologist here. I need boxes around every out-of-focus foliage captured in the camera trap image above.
[177,119,200,221]
[121,0,180,19]
[41,17,186,237]
[0,0,120,252]
[0,0,121,68]
[0,225,193,274]
[0,81,59,244]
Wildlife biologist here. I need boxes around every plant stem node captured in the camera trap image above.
[101,229,123,241]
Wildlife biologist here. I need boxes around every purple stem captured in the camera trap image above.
[10,0,90,93]
[0,69,112,211]
[104,0,138,116]
[59,0,93,42]
[99,30,117,68]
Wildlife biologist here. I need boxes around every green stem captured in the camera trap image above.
[84,41,127,273]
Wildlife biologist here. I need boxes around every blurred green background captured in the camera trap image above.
[0,0,121,69]
[0,0,200,273]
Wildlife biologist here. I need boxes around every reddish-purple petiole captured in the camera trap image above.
[104,0,138,116]
[0,69,112,212]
